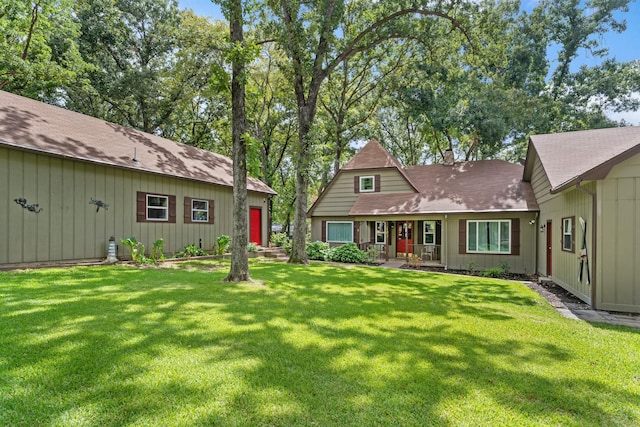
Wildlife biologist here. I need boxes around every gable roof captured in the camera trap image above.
[342,139,406,170]
[0,90,275,195]
[525,126,640,193]
[349,160,538,215]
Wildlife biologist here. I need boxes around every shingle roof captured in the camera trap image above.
[349,160,538,215]
[527,127,640,192]
[0,90,275,194]
[341,139,405,170]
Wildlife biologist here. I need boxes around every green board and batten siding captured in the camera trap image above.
[598,153,640,312]
[311,168,415,217]
[0,147,268,264]
[530,151,594,304]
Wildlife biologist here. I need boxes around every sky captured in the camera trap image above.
[178,0,640,124]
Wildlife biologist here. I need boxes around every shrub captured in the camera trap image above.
[283,240,292,255]
[408,254,421,268]
[121,236,146,264]
[481,267,503,278]
[330,243,366,264]
[247,242,259,253]
[150,238,165,263]
[307,241,331,261]
[499,261,511,275]
[177,244,206,258]
[270,232,289,247]
[365,245,380,264]
[215,235,231,255]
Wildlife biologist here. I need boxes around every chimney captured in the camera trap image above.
[443,149,455,166]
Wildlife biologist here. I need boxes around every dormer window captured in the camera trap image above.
[359,176,375,192]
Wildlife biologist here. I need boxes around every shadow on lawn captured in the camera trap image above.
[0,263,638,426]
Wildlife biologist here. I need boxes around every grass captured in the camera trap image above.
[0,260,639,426]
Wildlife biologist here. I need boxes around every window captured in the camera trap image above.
[375,221,386,244]
[327,221,353,243]
[359,176,375,192]
[192,199,209,222]
[562,217,574,252]
[147,194,168,221]
[467,220,511,253]
[423,220,436,244]
[137,192,176,223]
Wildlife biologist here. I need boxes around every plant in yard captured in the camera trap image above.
[215,235,231,255]
[283,239,292,255]
[177,244,207,258]
[408,253,422,268]
[150,238,165,263]
[481,267,504,278]
[120,236,146,264]
[269,232,289,247]
[247,242,259,253]
[466,261,476,275]
[499,261,511,275]
[366,245,379,264]
[306,240,331,261]
[330,242,366,264]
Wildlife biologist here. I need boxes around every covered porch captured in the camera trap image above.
[353,217,447,266]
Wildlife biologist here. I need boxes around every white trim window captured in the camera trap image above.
[359,176,375,192]
[327,221,353,243]
[192,199,209,222]
[423,220,436,244]
[146,194,169,221]
[562,217,573,252]
[375,221,386,244]
[467,220,511,254]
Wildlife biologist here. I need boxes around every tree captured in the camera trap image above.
[0,0,86,98]
[222,0,253,282]
[264,0,472,263]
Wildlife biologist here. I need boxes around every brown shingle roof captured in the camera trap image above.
[349,160,538,215]
[528,127,640,192]
[0,90,275,194]
[342,139,406,170]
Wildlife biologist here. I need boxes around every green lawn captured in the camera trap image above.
[1,261,638,426]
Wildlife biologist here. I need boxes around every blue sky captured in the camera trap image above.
[179,1,639,63]
[179,0,640,124]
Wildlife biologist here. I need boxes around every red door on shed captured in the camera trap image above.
[250,207,262,246]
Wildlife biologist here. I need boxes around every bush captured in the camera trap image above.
[150,238,165,263]
[481,267,503,278]
[270,232,289,247]
[121,236,146,264]
[330,243,366,264]
[307,241,331,261]
[247,242,259,253]
[176,244,206,258]
[365,245,379,264]
[283,240,292,255]
[215,235,231,255]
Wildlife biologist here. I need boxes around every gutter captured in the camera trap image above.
[576,180,597,309]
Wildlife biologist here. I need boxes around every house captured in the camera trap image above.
[524,127,640,313]
[0,90,276,265]
[308,139,540,275]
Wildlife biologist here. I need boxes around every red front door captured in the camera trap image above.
[396,221,413,255]
[250,207,262,246]
[546,220,552,276]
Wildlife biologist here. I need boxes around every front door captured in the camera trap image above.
[250,207,262,246]
[396,221,412,256]
[546,220,552,276]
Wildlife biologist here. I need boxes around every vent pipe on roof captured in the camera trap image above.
[443,149,454,166]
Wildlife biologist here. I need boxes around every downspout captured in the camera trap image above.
[576,181,597,309]
[444,214,448,270]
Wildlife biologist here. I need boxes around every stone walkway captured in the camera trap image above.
[378,259,640,330]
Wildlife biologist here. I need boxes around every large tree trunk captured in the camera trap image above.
[224,0,250,282]
[288,105,315,264]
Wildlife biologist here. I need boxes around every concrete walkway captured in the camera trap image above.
[378,259,640,330]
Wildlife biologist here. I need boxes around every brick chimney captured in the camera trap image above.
[443,149,455,166]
